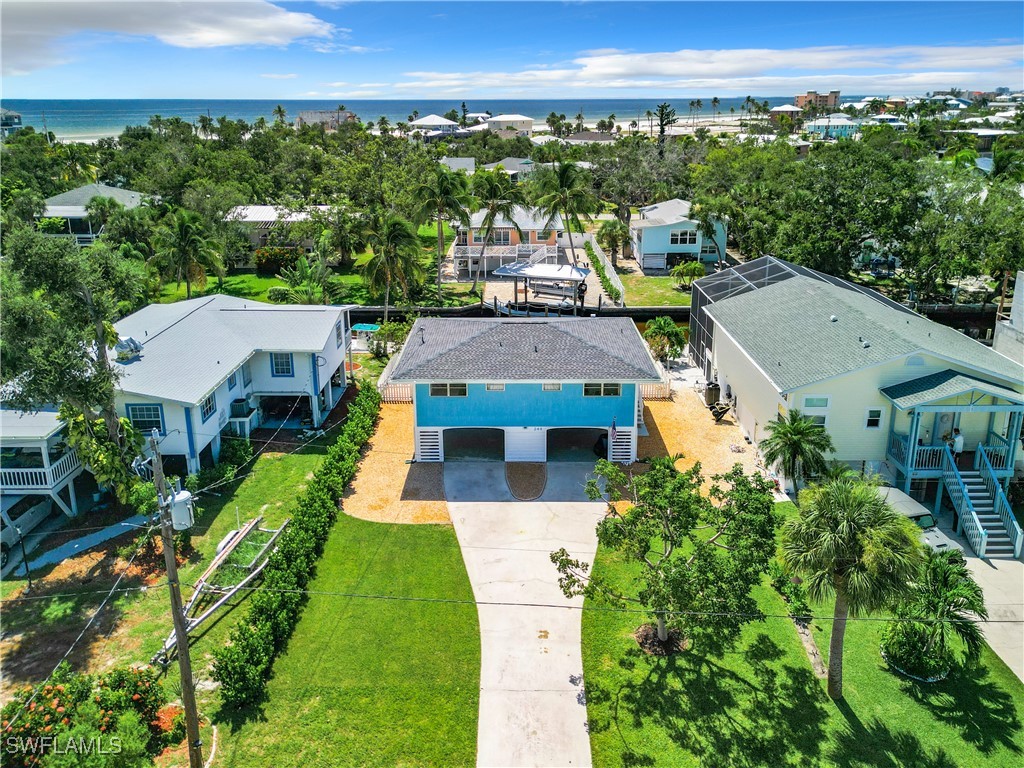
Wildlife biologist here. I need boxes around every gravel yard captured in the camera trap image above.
[342,404,449,524]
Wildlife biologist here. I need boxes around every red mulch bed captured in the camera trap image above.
[634,624,688,656]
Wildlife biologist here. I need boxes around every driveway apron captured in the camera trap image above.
[445,462,605,767]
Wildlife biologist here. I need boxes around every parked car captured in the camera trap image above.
[1,495,54,568]
[877,486,964,554]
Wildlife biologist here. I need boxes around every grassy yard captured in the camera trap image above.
[581,502,1024,767]
[619,272,692,306]
[158,272,288,303]
[213,515,480,767]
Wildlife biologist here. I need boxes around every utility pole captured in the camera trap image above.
[150,432,203,768]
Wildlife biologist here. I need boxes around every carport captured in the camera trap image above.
[547,427,608,462]
[443,428,505,462]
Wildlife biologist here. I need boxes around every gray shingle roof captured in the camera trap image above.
[44,183,147,209]
[705,276,1024,392]
[468,206,562,231]
[389,318,662,382]
[881,370,1024,410]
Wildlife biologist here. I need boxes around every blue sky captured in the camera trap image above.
[3,1,1022,98]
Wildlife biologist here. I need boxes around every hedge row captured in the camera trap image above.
[584,241,622,304]
[212,384,382,708]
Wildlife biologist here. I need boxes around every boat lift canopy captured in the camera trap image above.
[491,262,591,282]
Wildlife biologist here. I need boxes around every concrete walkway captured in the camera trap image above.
[445,462,605,767]
[29,515,147,570]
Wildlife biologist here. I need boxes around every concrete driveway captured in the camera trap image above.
[445,462,605,767]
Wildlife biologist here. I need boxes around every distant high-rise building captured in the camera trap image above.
[795,90,841,109]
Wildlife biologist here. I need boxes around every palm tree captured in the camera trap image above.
[711,96,721,120]
[469,170,525,293]
[671,260,705,287]
[85,195,124,233]
[782,478,922,699]
[596,218,629,267]
[277,249,342,305]
[197,114,213,139]
[414,165,473,302]
[358,213,423,322]
[272,104,287,125]
[645,109,654,136]
[153,209,223,300]
[535,161,595,268]
[758,409,835,495]
[888,549,988,672]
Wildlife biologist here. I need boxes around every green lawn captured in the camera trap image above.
[582,502,1024,767]
[158,272,288,303]
[213,514,480,767]
[619,273,692,306]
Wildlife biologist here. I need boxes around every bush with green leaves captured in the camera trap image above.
[253,246,302,276]
[0,662,168,767]
[768,558,812,619]
[218,434,253,469]
[266,285,291,303]
[213,384,382,708]
[584,241,622,303]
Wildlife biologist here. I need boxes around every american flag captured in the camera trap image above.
[610,418,617,442]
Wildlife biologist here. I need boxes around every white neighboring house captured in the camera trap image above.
[112,296,354,476]
[690,257,1024,559]
[993,270,1024,364]
[630,198,727,271]
[227,204,332,250]
[408,114,459,135]
[40,183,149,246]
[486,114,534,136]
[0,408,87,518]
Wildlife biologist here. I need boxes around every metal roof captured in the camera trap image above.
[880,370,1024,410]
[389,318,662,382]
[635,199,694,228]
[227,205,331,225]
[704,271,1023,393]
[468,206,562,231]
[0,408,65,442]
[491,263,590,282]
[410,114,457,127]
[112,296,350,405]
[487,114,533,122]
[43,183,147,210]
[441,157,476,174]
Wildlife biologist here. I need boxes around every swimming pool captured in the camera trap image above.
[352,323,381,333]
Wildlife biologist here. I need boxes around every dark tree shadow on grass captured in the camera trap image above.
[830,701,958,768]
[587,632,830,767]
[900,666,1022,757]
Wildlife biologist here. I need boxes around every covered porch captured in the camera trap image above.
[882,370,1022,487]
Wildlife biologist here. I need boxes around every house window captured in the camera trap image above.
[271,352,293,377]
[200,393,217,423]
[584,383,621,397]
[126,404,163,434]
[485,383,505,392]
[241,361,252,387]
[228,372,237,390]
[865,408,883,429]
[472,229,511,245]
[803,396,830,409]
[669,230,698,246]
[700,243,718,256]
[808,415,828,427]
[429,383,468,397]
[335,321,345,348]
[542,383,562,392]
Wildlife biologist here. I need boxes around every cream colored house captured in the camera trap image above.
[690,257,1023,559]
[486,114,534,136]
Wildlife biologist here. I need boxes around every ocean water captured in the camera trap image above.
[0,98,808,141]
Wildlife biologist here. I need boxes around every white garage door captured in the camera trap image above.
[505,427,546,462]
[643,253,667,270]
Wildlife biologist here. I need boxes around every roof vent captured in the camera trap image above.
[830,315,838,322]
[862,340,871,348]
[114,336,143,362]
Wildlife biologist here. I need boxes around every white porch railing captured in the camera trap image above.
[377,353,413,403]
[0,450,82,491]
[453,244,557,266]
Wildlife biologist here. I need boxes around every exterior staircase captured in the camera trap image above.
[959,470,1017,558]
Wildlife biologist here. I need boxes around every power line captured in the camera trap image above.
[205,583,1021,624]
[4,523,160,730]
[1,584,164,603]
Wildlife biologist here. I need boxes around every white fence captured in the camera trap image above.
[585,234,626,307]
[376,352,413,403]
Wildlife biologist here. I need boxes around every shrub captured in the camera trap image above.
[881,621,951,681]
[768,558,811,619]
[219,435,253,469]
[213,384,382,708]
[266,286,291,303]
[585,241,622,304]
[254,246,302,276]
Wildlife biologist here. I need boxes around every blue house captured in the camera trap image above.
[387,318,663,463]
[630,199,727,271]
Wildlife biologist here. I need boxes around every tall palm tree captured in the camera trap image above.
[890,549,988,670]
[711,96,721,120]
[272,104,287,125]
[759,409,835,495]
[597,218,629,267]
[85,196,124,233]
[535,161,595,268]
[645,109,654,136]
[153,209,222,300]
[358,213,423,322]
[782,478,922,700]
[469,170,524,293]
[414,166,473,302]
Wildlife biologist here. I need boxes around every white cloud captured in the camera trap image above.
[2,0,335,75]
[261,73,298,79]
[386,43,1022,96]
[321,81,350,87]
